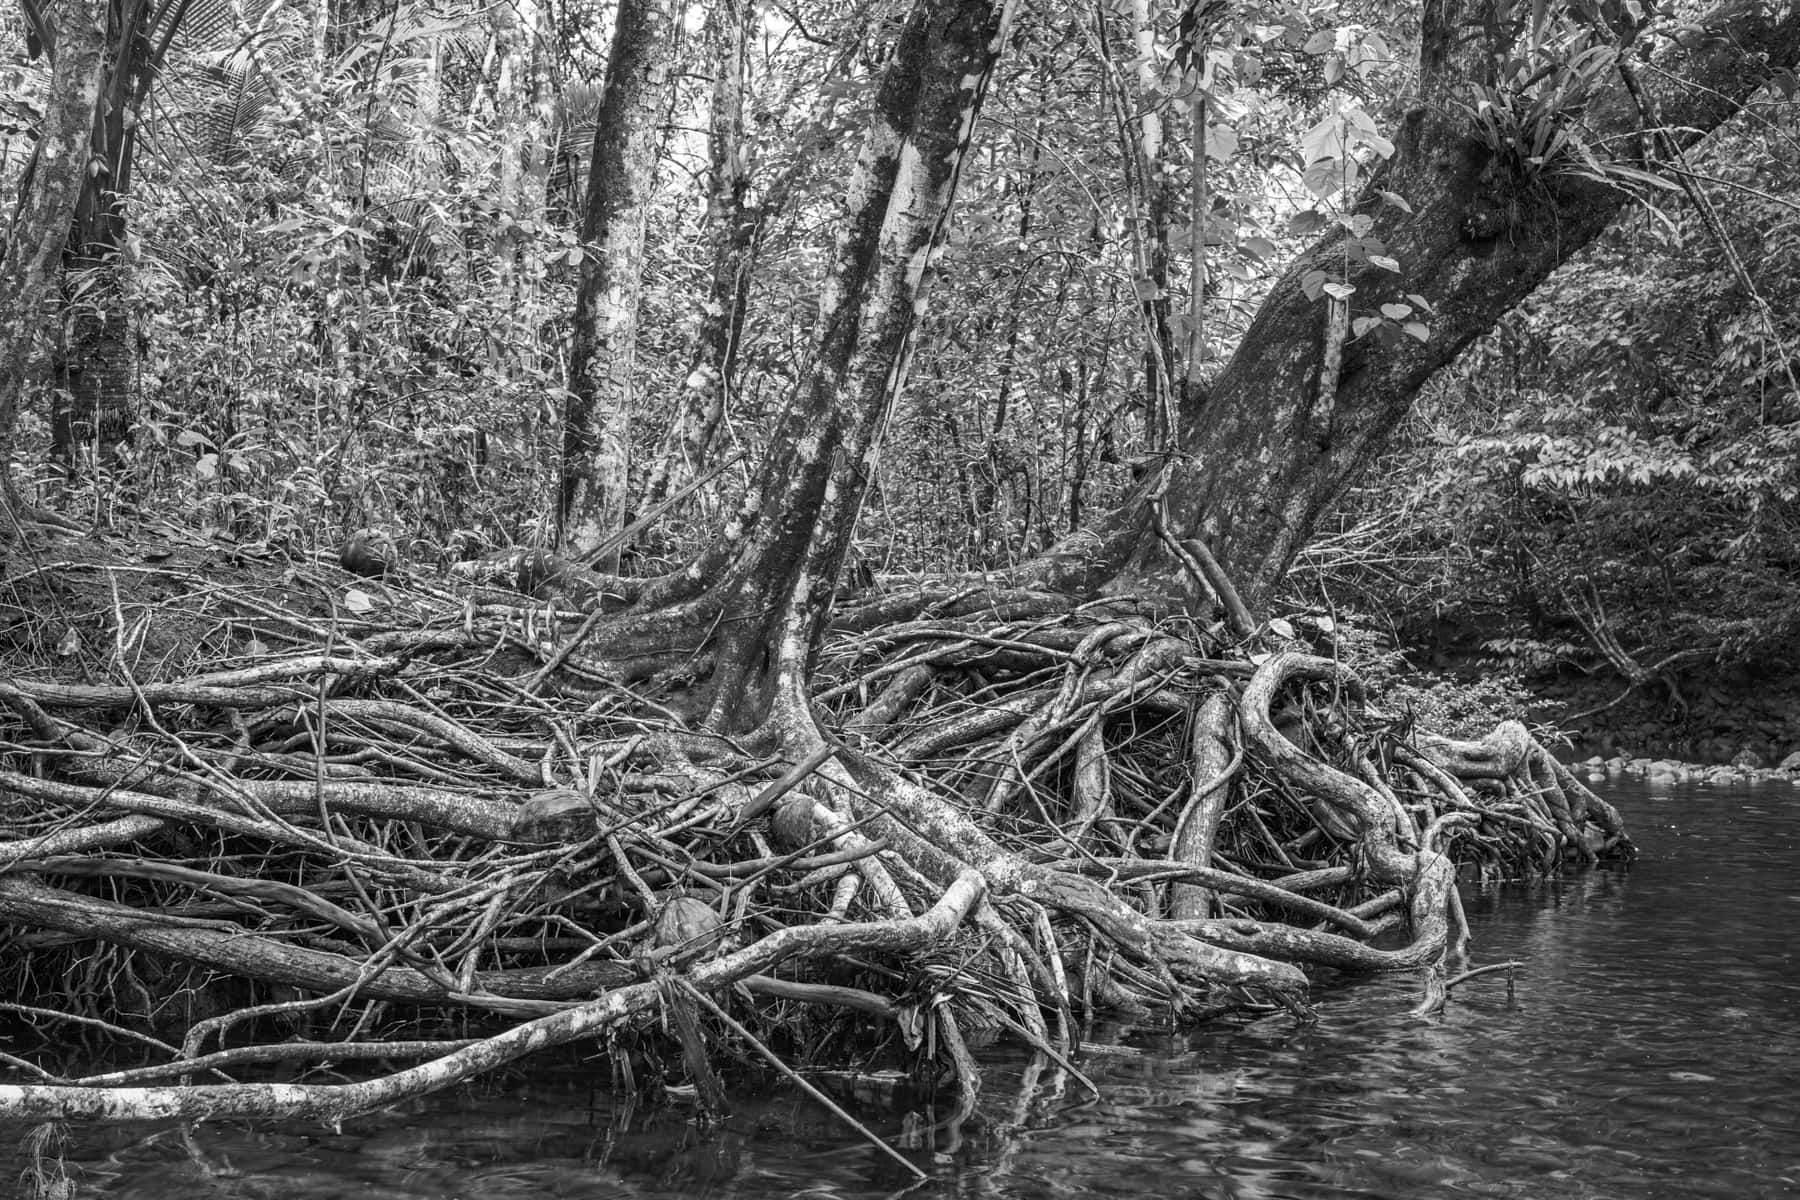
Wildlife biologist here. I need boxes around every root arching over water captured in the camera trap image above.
[0,557,1630,1125]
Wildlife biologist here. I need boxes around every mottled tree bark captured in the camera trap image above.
[558,0,677,566]
[688,0,1017,729]
[0,0,107,512]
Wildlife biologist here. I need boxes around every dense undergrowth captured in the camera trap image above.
[1310,107,1800,742]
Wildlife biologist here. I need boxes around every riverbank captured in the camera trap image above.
[1539,660,1800,766]
[1573,751,1800,786]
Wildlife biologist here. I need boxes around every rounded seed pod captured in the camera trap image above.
[652,896,724,955]
[340,528,396,578]
[770,794,822,853]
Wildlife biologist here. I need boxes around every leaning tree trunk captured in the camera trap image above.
[558,0,677,567]
[0,0,108,513]
[53,0,190,475]
[638,0,871,525]
[1051,0,1800,617]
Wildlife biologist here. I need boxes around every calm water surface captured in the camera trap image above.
[5,778,1798,1199]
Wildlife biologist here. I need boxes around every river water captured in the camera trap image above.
[4,778,1797,1199]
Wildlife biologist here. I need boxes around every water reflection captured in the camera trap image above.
[4,778,1798,1198]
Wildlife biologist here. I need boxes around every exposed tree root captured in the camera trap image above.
[0,560,1630,1126]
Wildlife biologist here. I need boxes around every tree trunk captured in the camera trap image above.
[1183,89,1209,416]
[50,0,189,475]
[639,0,755,515]
[972,246,1028,555]
[1098,0,1178,451]
[684,0,1016,729]
[558,0,677,566]
[0,0,108,512]
[1064,0,1800,615]
[1130,0,1178,449]
[54,265,136,473]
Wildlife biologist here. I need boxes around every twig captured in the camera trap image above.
[725,742,840,833]
[679,979,927,1180]
[1445,960,1523,989]
[578,452,744,568]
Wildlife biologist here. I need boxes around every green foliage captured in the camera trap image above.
[1316,95,1800,688]
[1453,40,1618,184]
[1324,611,1543,738]
[4,0,581,554]
[862,0,1432,568]
[3,0,1794,650]
[0,0,1450,567]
